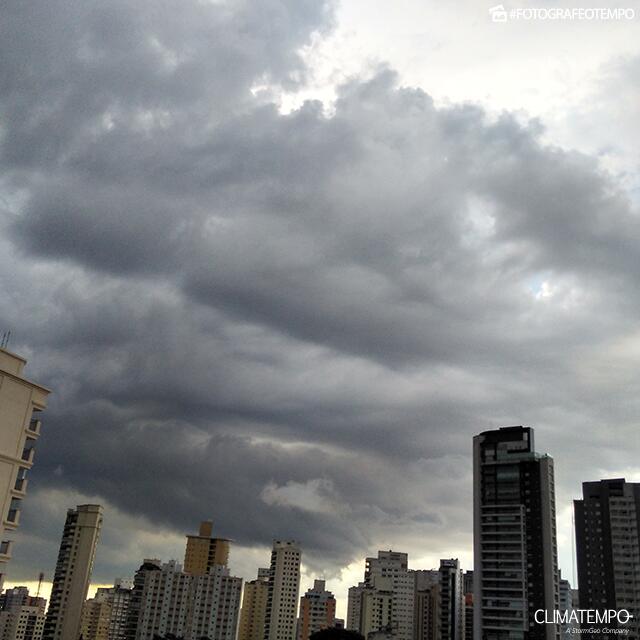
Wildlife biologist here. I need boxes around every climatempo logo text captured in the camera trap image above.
[535,609,634,625]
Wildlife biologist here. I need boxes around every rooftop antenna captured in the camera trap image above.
[0,330,10,349]
[36,572,44,598]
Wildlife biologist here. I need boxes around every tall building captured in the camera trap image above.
[463,571,474,640]
[126,559,191,639]
[347,551,414,640]
[93,579,133,640]
[574,478,640,636]
[439,559,463,640]
[124,560,162,640]
[184,520,230,575]
[264,540,302,640]
[365,551,415,640]
[0,586,46,612]
[81,579,133,640]
[0,347,50,589]
[346,583,365,633]
[0,585,46,640]
[0,604,46,640]
[298,580,336,640]
[125,559,242,640]
[473,426,559,640]
[125,521,242,640]
[347,578,393,638]
[238,568,270,640]
[42,504,103,640]
[413,570,439,640]
[557,574,573,637]
[80,596,112,640]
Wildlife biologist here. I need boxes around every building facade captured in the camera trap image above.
[365,551,415,640]
[0,586,46,640]
[0,604,46,640]
[413,570,439,640]
[557,575,573,637]
[238,569,270,640]
[463,572,474,640]
[264,541,301,640]
[0,586,46,613]
[439,559,463,640]
[347,578,393,638]
[298,579,336,640]
[42,504,104,640]
[473,426,559,640]
[125,522,242,640]
[347,551,416,640]
[0,348,50,589]
[125,559,242,640]
[93,580,133,640]
[184,520,230,575]
[574,478,640,636]
[80,597,112,640]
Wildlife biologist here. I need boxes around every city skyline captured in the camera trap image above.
[1,0,640,627]
[3,425,634,624]
[1,349,638,620]
[1,428,637,635]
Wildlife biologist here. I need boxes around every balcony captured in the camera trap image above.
[13,473,28,495]
[27,418,41,435]
[21,438,36,464]
[0,540,12,560]
[5,498,22,528]
[5,510,20,528]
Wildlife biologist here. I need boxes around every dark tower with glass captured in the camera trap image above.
[473,427,559,640]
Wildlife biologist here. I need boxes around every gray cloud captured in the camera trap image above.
[2,0,640,589]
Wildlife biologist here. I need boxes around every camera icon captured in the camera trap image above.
[489,4,509,22]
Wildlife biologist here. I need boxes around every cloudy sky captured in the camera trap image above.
[2,0,640,617]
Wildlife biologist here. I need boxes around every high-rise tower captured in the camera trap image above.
[125,521,242,640]
[298,579,336,640]
[473,427,559,640]
[365,551,414,640]
[184,520,230,574]
[264,541,301,640]
[413,570,439,640]
[439,559,463,640]
[238,568,270,640]
[574,478,640,636]
[347,550,415,640]
[0,347,50,589]
[42,504,103,640]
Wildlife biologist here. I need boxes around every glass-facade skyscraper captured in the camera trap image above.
[473,427,559,640]
[574,478,640,637]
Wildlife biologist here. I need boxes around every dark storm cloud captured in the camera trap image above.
[2,0,640,584]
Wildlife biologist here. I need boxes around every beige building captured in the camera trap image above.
[347,578,393,638]
[80,597,112,640]
[348,551,415,640]
[0,604,46,640]
[184,520,230,575]
[42,504,103,640]
[264,541,301,640]
[93,579,132,640]
[0,347,50,589]
[365,551,414,640]
[238,568,270,640]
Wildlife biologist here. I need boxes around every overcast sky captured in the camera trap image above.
[2,0,640,618]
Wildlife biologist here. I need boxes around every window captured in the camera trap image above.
[7,498,22,523]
